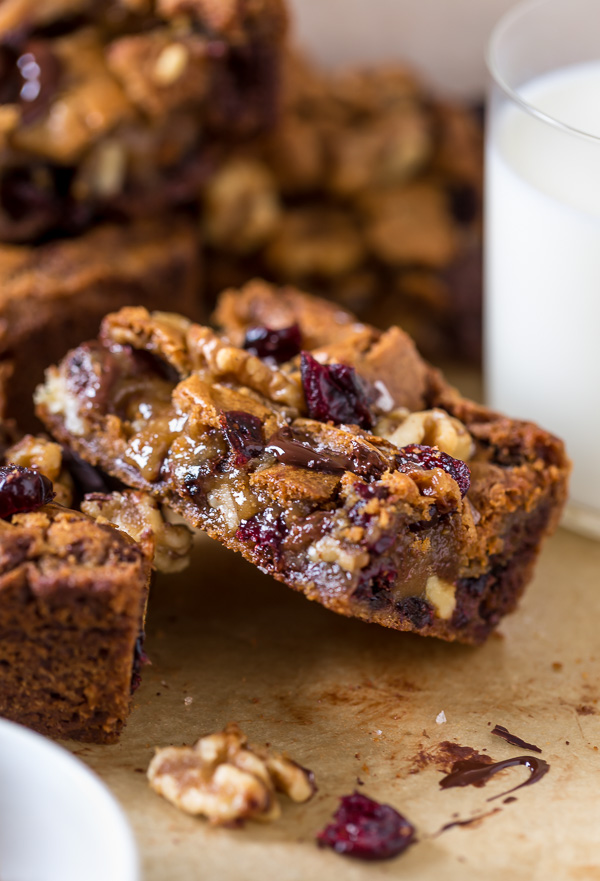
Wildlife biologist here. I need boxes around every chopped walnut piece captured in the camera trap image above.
[101,307,192,377]
[187,325,304,410]
[81,490,192,573]
[425,574,457,620]
[376,408,474,461]
[148,723,316,824]
[5,434,73,507]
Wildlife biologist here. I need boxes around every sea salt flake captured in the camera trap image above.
[436,710,447,725]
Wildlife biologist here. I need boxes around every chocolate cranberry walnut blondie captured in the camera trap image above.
[0,427,192,742]
[201,55,483,361]
[36,282,569,645]
[0,0,287,242]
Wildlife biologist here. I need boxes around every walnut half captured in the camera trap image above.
[375,407,474,461]
[148,723,316,824]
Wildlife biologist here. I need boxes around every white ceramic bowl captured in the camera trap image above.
[0,719,140,881]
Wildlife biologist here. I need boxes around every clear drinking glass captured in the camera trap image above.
[485,0,600,540]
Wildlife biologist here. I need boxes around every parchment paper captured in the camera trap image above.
[69,439,600,880]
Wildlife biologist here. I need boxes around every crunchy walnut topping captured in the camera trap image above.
[148,723,316,824]
[187,325,304,410]
[101,307,192,377]
[376,407,474,461]
[81,490,192,573]
[5,434,73,507]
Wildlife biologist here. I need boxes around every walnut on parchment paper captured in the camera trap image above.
[147,723,316,824]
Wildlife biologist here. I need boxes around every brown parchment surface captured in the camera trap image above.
[69,521,600,881]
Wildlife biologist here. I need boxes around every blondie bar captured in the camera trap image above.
[0,217,199,429]
[35,281,569,645]
[201,55,483,361]
[0,427,191,742]
[0,0,287,241]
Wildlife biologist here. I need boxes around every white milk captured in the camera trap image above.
[485,61,600,535]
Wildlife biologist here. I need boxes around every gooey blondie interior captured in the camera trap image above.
[35,281,569,644]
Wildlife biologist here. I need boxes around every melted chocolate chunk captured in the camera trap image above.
[0,464,55,519]
[439,755,550,801]
[317,792,416,861]
[396,596,434,629]
[301,352,374,430]
[221,410,264,465]
[65,343,118,412]
[491,725,542,754]
[265,426,386,478]
[243,324,301,363]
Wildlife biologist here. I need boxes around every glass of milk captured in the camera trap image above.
[486,0,600,540]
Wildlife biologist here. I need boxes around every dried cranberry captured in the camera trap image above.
[396,596,434,629]
[353,482,390,501]
[236,510,286,562]
[0,464,55,519]
[395,444,470,497]
[300,352,373,430]
[221,410,264,466]
[317,792,416,861]
[348,483,391,527]
[130,633,150,695]
[457,572,492,598]
[355,557,396,606]
[243,324,302,364]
